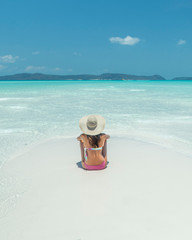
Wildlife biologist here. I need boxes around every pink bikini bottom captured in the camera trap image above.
[83,160,106,170]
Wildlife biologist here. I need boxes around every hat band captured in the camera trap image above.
[87,124,97,131]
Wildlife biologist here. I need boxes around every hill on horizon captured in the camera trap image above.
[0,73,166,80]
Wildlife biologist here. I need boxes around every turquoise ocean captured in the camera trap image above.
[0,80,192,165]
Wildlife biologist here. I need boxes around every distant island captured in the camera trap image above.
[0,73,166,80]
[172,77,192,80]
[0,73,192,81]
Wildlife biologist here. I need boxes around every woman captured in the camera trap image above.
[77,114,110,170]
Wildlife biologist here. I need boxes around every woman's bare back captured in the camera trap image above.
[78,134,110,165]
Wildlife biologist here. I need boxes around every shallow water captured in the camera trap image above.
[0,79,192,219]
[0,80,192,165]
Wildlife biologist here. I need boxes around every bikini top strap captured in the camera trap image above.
[86,146,103,150]
[84,145,104,162]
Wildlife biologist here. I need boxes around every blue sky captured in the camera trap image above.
[0,0,192,79]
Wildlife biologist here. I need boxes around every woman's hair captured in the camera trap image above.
[86,133,105,148]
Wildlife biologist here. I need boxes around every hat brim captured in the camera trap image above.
[79,115,106,136]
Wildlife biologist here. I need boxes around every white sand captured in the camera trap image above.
[0,137,192,240]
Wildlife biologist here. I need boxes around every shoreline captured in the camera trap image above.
[0,137,192,239]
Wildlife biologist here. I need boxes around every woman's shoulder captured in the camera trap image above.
[77,133,110,141]
[76,133,86,141]
[101,133,110,140]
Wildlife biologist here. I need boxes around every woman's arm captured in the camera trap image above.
[102,134,110,159]
[77,134,85,162]
[79,141,85,162]
[102,140,107,158]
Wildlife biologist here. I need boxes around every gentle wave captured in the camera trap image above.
[129,89,146,92]
[0,97,37,101]
[8,106,28,110]
[0,129,33,134]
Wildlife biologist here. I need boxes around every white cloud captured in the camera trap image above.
[55,67,61,71]
[177,39,186,45]
[109,35,140,45]
[0,65,6,70]
[73,51,81,56]
[25,65,45,71]
[0,54,19,63]
[32,51,40,55]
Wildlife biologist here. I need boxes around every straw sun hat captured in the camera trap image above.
[79,114,106,136]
